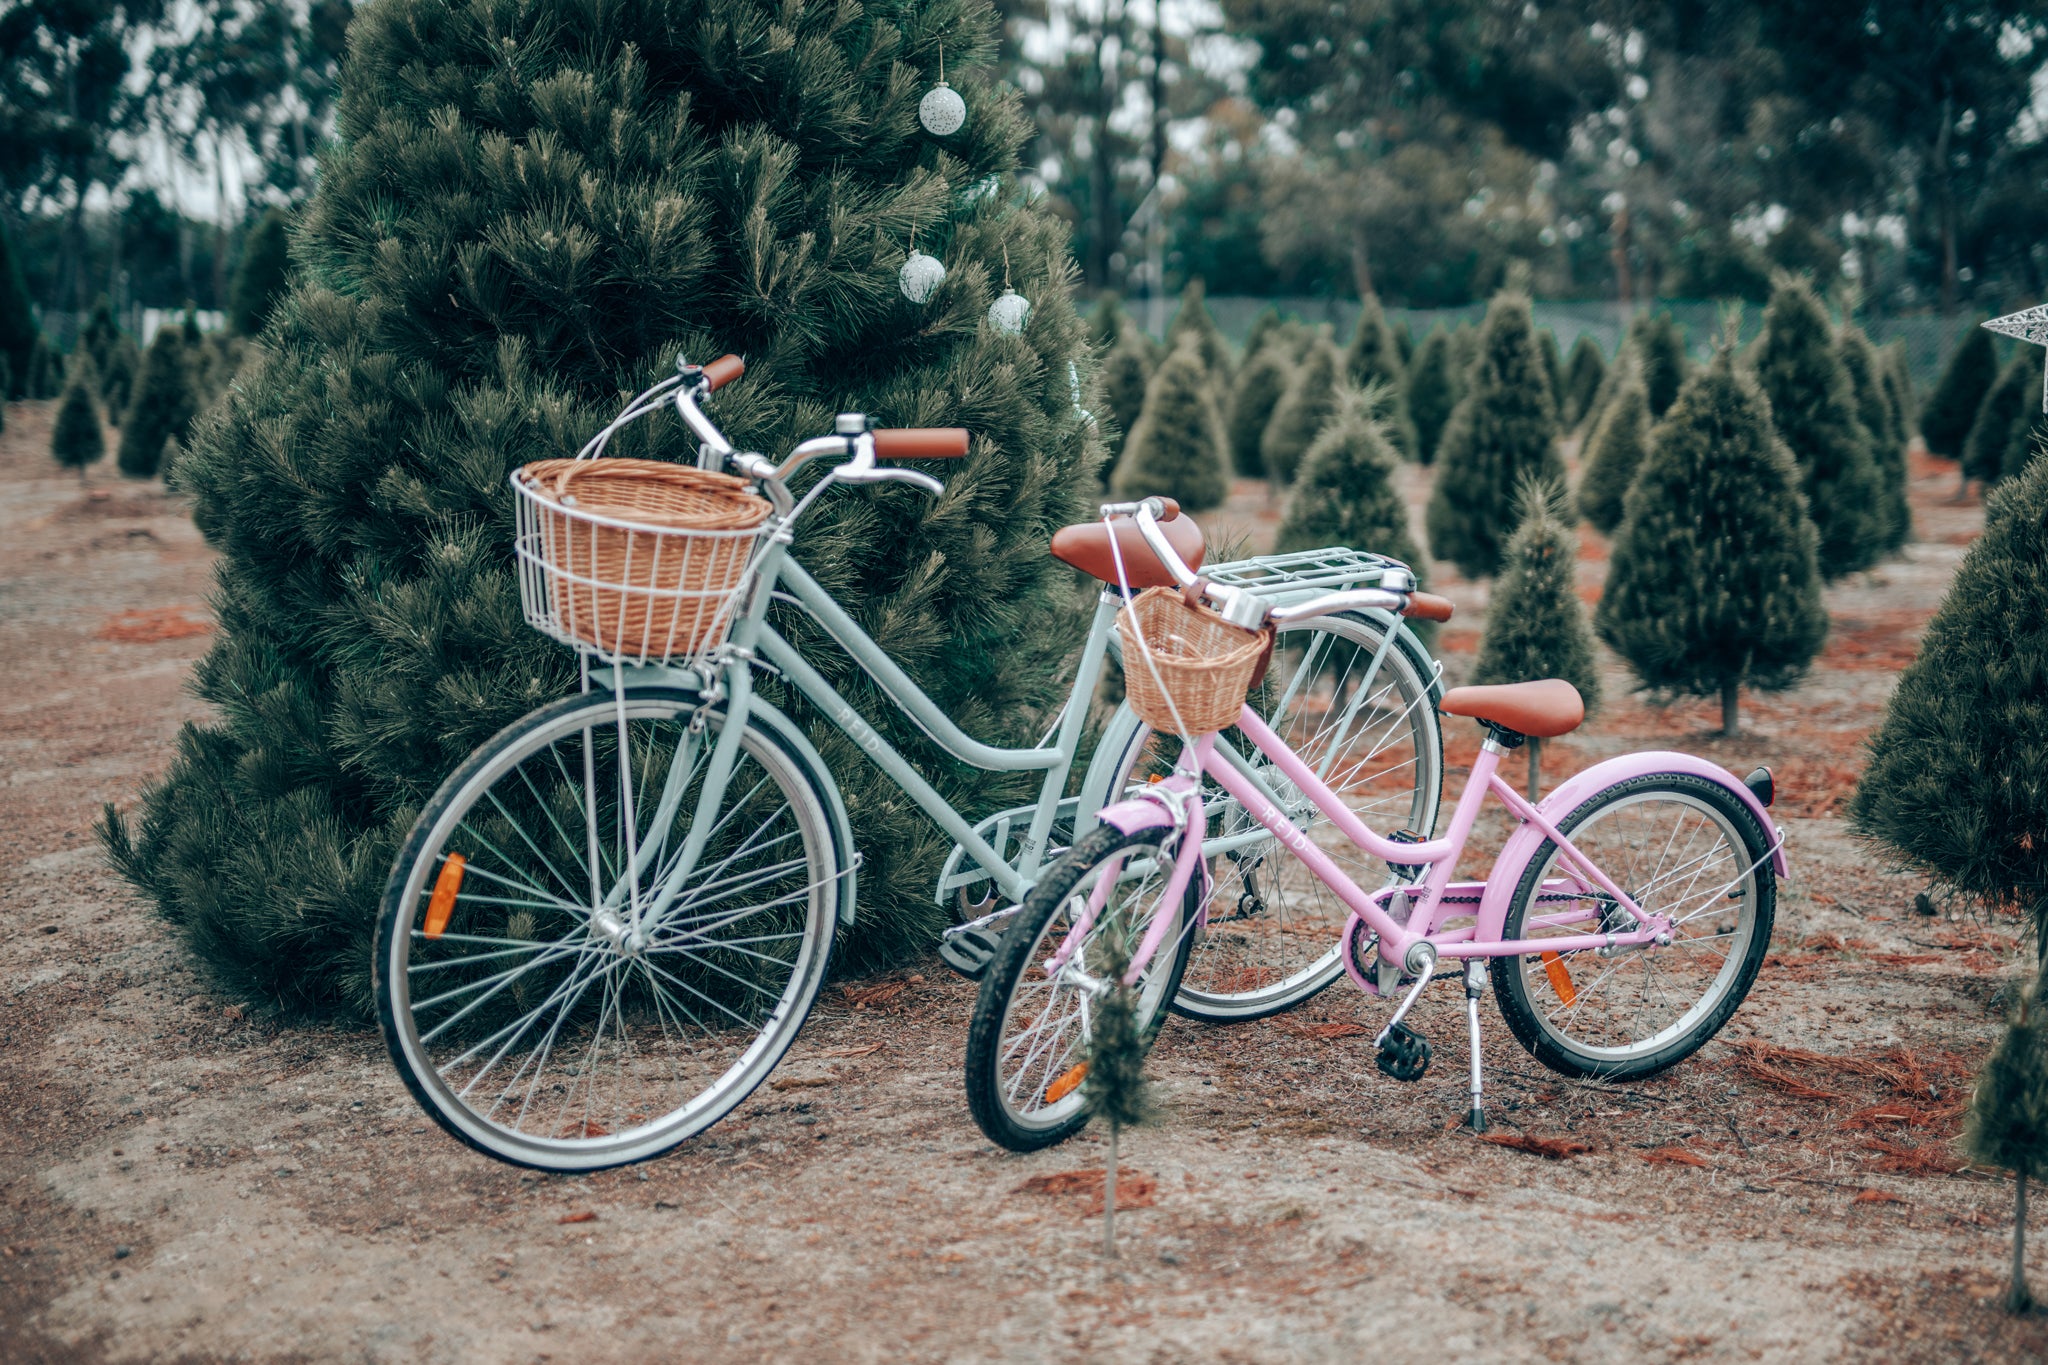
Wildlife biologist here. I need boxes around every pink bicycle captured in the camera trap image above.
[963,498,1784,1151]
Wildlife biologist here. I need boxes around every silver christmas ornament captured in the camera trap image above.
[899,250,946,303]
[919,82,966,137]
[1984,304,2048,411]
[987,289,1031,334]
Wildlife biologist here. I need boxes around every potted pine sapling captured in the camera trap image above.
[1962,968,2048,1313]
[1085,932,1154,1259]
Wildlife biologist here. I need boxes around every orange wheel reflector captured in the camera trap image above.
[1539,949,1578,1007]
[424,853,466,939]
[1044,1061,1088,1104]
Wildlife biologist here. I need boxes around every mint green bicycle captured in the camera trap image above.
[373,355,1446,1169]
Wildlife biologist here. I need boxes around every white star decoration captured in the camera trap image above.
[1983,304,2048,411]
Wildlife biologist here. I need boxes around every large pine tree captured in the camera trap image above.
[1597,348,1827,735]
[1260,334,1342,486]
[1753,279,1885,579]
[1575,363,1649,535]
[1920,322,1996,459]
[102,0,1105,1016]
[1224,343,1290,478]
[1111,340,1230,510]
[1425,290,1562,578]
[1850,454,2048,947]
[1344,292,1416,458]
[1405,325,1461,464]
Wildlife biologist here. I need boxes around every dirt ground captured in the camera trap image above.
[4,399,2045,1363]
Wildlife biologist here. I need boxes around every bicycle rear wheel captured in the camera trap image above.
[1103,612,1441,1021]
[375,688,840,1170]
[964,822,1197,1152]
[1492,773,1776,1081]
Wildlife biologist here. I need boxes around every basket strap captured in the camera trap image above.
[1247,626,1277,691]
[1179,577,1209,612]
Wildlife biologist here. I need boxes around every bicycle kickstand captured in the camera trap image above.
[1463,959,1488,1134]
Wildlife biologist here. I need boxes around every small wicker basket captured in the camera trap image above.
[1115,587,1273,736]
[513,458,771,663]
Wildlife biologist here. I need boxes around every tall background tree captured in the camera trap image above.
[103,0,1108,1015]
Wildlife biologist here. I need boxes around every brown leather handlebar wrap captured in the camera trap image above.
[1404,591,1454,623]
[702,354,745,391]
[872,427,970,459]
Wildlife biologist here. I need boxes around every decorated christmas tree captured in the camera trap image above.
[0,219,35,399]
[1919,322,1995,460]
[1562,333,1605,428]
[116,325,197,479]
[1097,324,1155,485]
[1850,455,2048,951]
[1575,363,1649,535]
[1405,326,1461,464]
[1260,334,1342,486]
[1167,279,1232,386]
[1225,343,1291,478]
[1964,349,2040,490]
[1961,967,2048,1313]
[101,0,1106,1015]
[51,355,105,483]
[1425,290,1563,578]
[1598,347,1827,736]
[229,209,294,337]
[1839,324,1911,550]
[1111,340,1230,510]
[1275,386,1424,572]
[1345,293,1416,458]
[1474,478,1600,797]
[1753,279,1884,579]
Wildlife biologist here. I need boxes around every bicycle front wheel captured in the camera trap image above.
[375,688,840,1170]
[1103,612,1442,1022]
[964,823,1197,1152]
[1492,773,1776,1081]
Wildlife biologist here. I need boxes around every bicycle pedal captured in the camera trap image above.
[1375,1022,1431,1082]
[938,926,1004,981]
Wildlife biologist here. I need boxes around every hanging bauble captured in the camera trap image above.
[956,173,1003,212]
[899,250,946,303]
[988,289,1031,334]
[919,81,967,137]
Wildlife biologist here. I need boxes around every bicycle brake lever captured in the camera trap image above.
[840,465,944,496]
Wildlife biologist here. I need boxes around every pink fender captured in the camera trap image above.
[1095,774,1214,926]
[1473,751,1788,943]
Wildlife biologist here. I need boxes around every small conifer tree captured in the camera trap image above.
[1537,326,1564,409]
[81,296,121,376]
[1850,455,2048,952]
[1406,326,1461,464]
[1345,293,1417,458]
[1242,306,1283,363]
[1450,321,1482,381]
[103,0,1108,1010]
[1084,932,1154,1259]
[1261,335,1343,486]
[1882,340,1916,440]
[1920,322,1996,459]
[1597,348,1828,735]
[1097,324,1155,485]
[1562,333,1605,428]
[1575,364,1650,535]
[1111,340,1230,510]
[1964,349,2041,490]
[27,335,65,399]
[1393,318,1414,366]
[2003,417,2045,484]
[1753,279,1885,579]
[1091,293,1130,352]
[1631,311,1688,417]
[100,335,139,425]
[1475,478,1600,796]
[117,325,198,479]
[0,219,34,398]
[1962,968,2048,1313]
[1275,386,1425,570]
[1225,344,1291,478]
[229,209,294,336]
[1167,279,1232,386]
[1840,324,1911,551]
[51,355,105,482]
[1426,290,1563,578]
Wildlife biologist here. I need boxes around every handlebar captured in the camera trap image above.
[873,427,969,459]
[701,354,745,391]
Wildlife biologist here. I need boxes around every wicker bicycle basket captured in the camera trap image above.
[1114,587,1273,736]
[512,458,771,663]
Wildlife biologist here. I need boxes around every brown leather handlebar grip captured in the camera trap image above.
[701,354,745,392]
[872,427,970,459]
[1404,591,1455,623]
